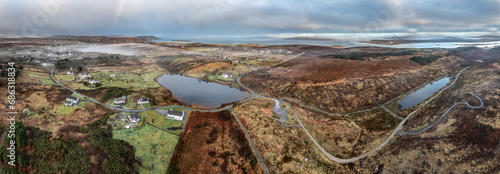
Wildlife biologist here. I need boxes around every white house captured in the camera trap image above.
[109,74,116,77]
[79,73,92,80]
[137,98,149,104]
[89,79,100,84]
[114,96,126,105]
[221,73,234,79]
[65,96,80,107]
[66,71,73,75]
[166,109,185,121]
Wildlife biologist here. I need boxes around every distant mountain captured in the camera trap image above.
[136,35,160,40]
[283,36,336,41]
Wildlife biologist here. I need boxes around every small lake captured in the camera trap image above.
[397,77,451,109]
[157,74,250,109]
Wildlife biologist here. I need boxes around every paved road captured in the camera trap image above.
[381,106,404,120]
[53,64,476,166]
[280,67,473,163]
[229,109,270,174]
[239,67,474,163]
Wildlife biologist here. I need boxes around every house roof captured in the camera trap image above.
[114,98,126,102]
[139,98,149,102]
[167,110,183,117]
[129,113,141,121]
[66,96,78,101]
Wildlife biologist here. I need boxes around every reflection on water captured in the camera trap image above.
[157,74,250,109]
[397,77,451,109]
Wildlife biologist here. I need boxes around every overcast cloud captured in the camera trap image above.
[0,0,499,37]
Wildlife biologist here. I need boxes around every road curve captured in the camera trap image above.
[397,92,483,135]
[279,67,471,163]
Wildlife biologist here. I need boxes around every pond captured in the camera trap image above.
[397,77,451,109]
[157,74,250,109]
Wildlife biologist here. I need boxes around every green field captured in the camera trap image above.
[91,72,162,89]
[56,102,86,115]
[113,124,180,174]
[54,74,75,81]
[23,70,55,84]
[140,110,183,134]
[207,75,240,87]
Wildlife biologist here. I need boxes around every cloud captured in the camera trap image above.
[0,0,499,37]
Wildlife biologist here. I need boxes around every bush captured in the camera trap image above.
[410,54,444,65]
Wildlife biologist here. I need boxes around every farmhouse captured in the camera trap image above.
[166,109,185,121]
[137,98,149,104]
[89,79,100,84]
[65,96,79,107]
[114,96,127,105]
[78,73,92,80]
[221,73,234,79]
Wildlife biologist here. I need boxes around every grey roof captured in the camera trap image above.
[167,110,183,116]
[139,98,149,102]
[130,113,141,119]
[66,96,78,101]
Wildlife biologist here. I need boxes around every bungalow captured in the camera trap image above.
[129,113,141,125]
[66,71,73,75]
[137,98,149,104]
[79,73,92,80]
[109,74,116,77]
[221,73,233,79]
[166,109,185,121]
[114,96,127,105]
[89,79,100,84]
[65,96,79,107]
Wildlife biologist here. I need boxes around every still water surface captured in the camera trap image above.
[157,74,250,109]
[397,77,451,109]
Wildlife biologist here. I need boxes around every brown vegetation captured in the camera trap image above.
[242,48,464,113]
[169,111,263,174]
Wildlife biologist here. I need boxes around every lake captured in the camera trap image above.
[397,77,451,109]
[156,74,250,109]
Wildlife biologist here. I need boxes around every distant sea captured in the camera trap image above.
[159,37,500,48]
[155,32,500,48]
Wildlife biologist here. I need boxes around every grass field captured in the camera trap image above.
[140,110,183,134]
[207,75,240,87]
[91,72,162,89]
[113,124,180,174]
[54,74,75,81]
[20,70,55,84]
[55,102,86,115]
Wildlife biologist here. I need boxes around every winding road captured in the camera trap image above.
[51,64,482,167]
[239,67,482,163]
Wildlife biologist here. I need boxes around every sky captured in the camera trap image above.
[0,0,499,38]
